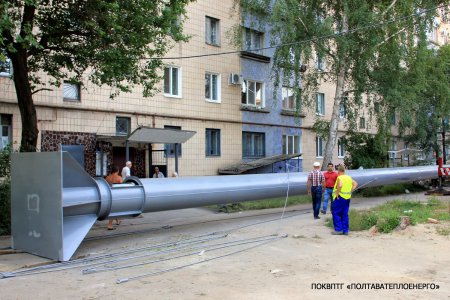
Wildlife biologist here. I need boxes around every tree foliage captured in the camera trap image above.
[341,132,387,169]
[1,0,192,151]
[237,0,446,168]
[0,145,12,235]
[402,44,450,155]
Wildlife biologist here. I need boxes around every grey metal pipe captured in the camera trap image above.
[10,152,440,262]
[123,165,436,213]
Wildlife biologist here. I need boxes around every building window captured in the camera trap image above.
[242,131,265,158]
[338,139,345,158]
[316,136,325,157]
[0,52,12,76]
[339,95,347,118]
[316,53,325,71]
[168,16,183,38]
[389,141,397,159]
[95,151,108,176]
[205,128,221,156]
[205,73,220,102]
[0,114,12,150]
[316,93,325,116]
[164,125,182,157]
[205,16,220,46]
[288,47,296,64]
[63,82,80,101]
[359,117,366,129]
[282,135,301,155]
[164,66,181,97]
[242,80,264,107]
[116,116,131,136]
[244,28,263,55]
[390,111,396,125]
[374,102,381,114]
[282,87,301,111]
[404,142,410,161]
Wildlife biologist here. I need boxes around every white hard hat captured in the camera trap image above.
[313,162,321,167]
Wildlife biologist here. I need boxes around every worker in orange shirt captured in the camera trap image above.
[322,162,338,214]
[105,165,123,230]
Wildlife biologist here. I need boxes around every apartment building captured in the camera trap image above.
[239,16,304,173]
[430,6,450,46]
[0,0,243,177]
[2,3,446,177]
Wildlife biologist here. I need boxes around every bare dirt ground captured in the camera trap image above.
[0,192,449,300]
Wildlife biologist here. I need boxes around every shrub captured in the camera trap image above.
[218,195,311,211]
[357,183,427,198]
[375,211,400,233]
[361,212,378,229]
[0,145,12,236]
[331,199,449,234]
[0,180,11,235]
[348,209,368,231]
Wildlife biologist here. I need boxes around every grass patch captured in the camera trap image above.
[213,183,427,213]
[355,183,427,198]
[327,198,450,233]
[213,194,311,212]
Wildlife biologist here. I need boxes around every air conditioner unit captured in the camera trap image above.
[228,73,243,85]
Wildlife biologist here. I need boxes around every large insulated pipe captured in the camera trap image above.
[10,152,439,261]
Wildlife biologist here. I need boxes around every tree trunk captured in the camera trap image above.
[321,14,348,171]
[321,64,346,170]
[10,50,39,152]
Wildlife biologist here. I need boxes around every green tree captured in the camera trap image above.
[1,0,191,152]
[341,132,387,169]
[238,0,445,169]
[0,145,12,235]
[401,44,450,156]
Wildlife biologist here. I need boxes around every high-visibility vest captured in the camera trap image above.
[333,174,353,200]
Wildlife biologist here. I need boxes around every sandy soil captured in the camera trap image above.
[0,193,449,300]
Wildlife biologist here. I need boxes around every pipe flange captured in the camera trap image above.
[94,177,113,220]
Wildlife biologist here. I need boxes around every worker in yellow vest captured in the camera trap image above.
[331,165,358,235]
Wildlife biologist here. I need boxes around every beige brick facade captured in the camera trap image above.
[0,0,242,177]
[1,1,430,175]
[299,69,407,168]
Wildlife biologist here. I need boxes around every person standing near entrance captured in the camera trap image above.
[332,165,358,235]
[121,161,132,181]
[153,166,165,178]
[307,162,326,219]
[322,163,338,214]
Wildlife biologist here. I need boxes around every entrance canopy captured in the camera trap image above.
[128,126,196,144]
[97,126,196,146]
[97,126,196,176]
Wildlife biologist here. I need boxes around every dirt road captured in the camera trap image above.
[0,193,449,300]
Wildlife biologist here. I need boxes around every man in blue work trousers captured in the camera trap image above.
[307,162,326,219]
[331,165,358,235]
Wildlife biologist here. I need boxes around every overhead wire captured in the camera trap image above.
[102,4,446,61]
